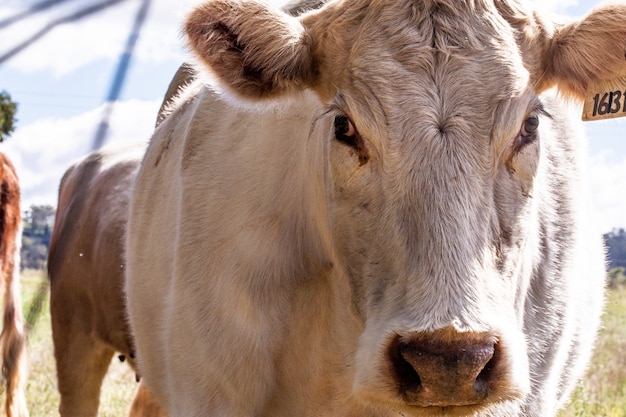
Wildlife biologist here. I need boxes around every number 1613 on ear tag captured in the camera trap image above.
[582,79,626,121]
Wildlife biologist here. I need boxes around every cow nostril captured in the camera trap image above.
[474,350,496,394]
[388,336,422,394]
[388,332,499,406]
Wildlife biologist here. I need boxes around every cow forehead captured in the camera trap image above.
[325,0,526,78]
[316,0,530,139]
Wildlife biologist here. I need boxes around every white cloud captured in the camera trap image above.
[3,3,114,74]
[529,0,579,13]
[586,154,626,234]
[1,1,181,76]
[1,99,161,209]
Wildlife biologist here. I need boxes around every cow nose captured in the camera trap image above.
[389,332,499,407]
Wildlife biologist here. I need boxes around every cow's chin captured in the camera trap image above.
[407,401,522,417]
[360,398,523,417]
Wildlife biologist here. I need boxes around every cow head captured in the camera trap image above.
[183,0,623,415]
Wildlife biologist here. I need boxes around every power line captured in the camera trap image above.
[0,0,76,30]
[0,0,129,66]
[91,0,152,151]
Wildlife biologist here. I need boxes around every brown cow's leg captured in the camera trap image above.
[1,274,28,417]
[51,319,114,417]
[128,381,168,417]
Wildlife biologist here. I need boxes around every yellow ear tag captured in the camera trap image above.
[582,78,626,121]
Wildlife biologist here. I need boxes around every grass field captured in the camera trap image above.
[3,269,137,416]
[560,284,626,417]
[2,269,625,416]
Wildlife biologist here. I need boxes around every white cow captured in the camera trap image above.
[125,0,620,416]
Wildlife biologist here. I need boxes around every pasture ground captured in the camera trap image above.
[0,269,624,416]
[1,269,136,416]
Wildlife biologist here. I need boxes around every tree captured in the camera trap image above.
[21,205,55,270]
[603,228,626,270]
[0,90,17,142]
[24,205,55,234]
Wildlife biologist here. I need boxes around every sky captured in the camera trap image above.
[0,0,624,236]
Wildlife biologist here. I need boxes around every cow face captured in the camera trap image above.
[183,0,623,414]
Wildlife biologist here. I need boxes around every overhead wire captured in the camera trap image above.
[91,0,152,151]
[0,0,130,66]
[0,0,76,30]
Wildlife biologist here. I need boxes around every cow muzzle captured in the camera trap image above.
[388,328,505,407]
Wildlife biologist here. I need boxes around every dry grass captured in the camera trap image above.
[560,285,626,417]
[1,270,624,416]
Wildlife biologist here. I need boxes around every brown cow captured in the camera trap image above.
[47,141,167,417]
[0,152,28,417]
[125,0,617,416]
[46,75,190,415]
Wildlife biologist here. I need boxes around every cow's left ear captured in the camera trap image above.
[185,0,317,99]
[543,4,626,99]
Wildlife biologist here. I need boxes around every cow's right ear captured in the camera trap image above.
[185,0,317,100]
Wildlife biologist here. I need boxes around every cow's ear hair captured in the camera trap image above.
[544,4,626,99]
[185,0,317,99]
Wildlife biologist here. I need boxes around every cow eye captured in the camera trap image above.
[521,114,539,137]
[333,115,369,165]
[517,113,539,148]
[334,115,358,147]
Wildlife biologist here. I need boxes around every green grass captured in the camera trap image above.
[560,285,626,417]
[1,269,137,416]
[2,270,625,416]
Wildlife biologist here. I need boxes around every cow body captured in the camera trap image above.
[47,142,166,417]
[0,153,28,417]
[125,1,621,416]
